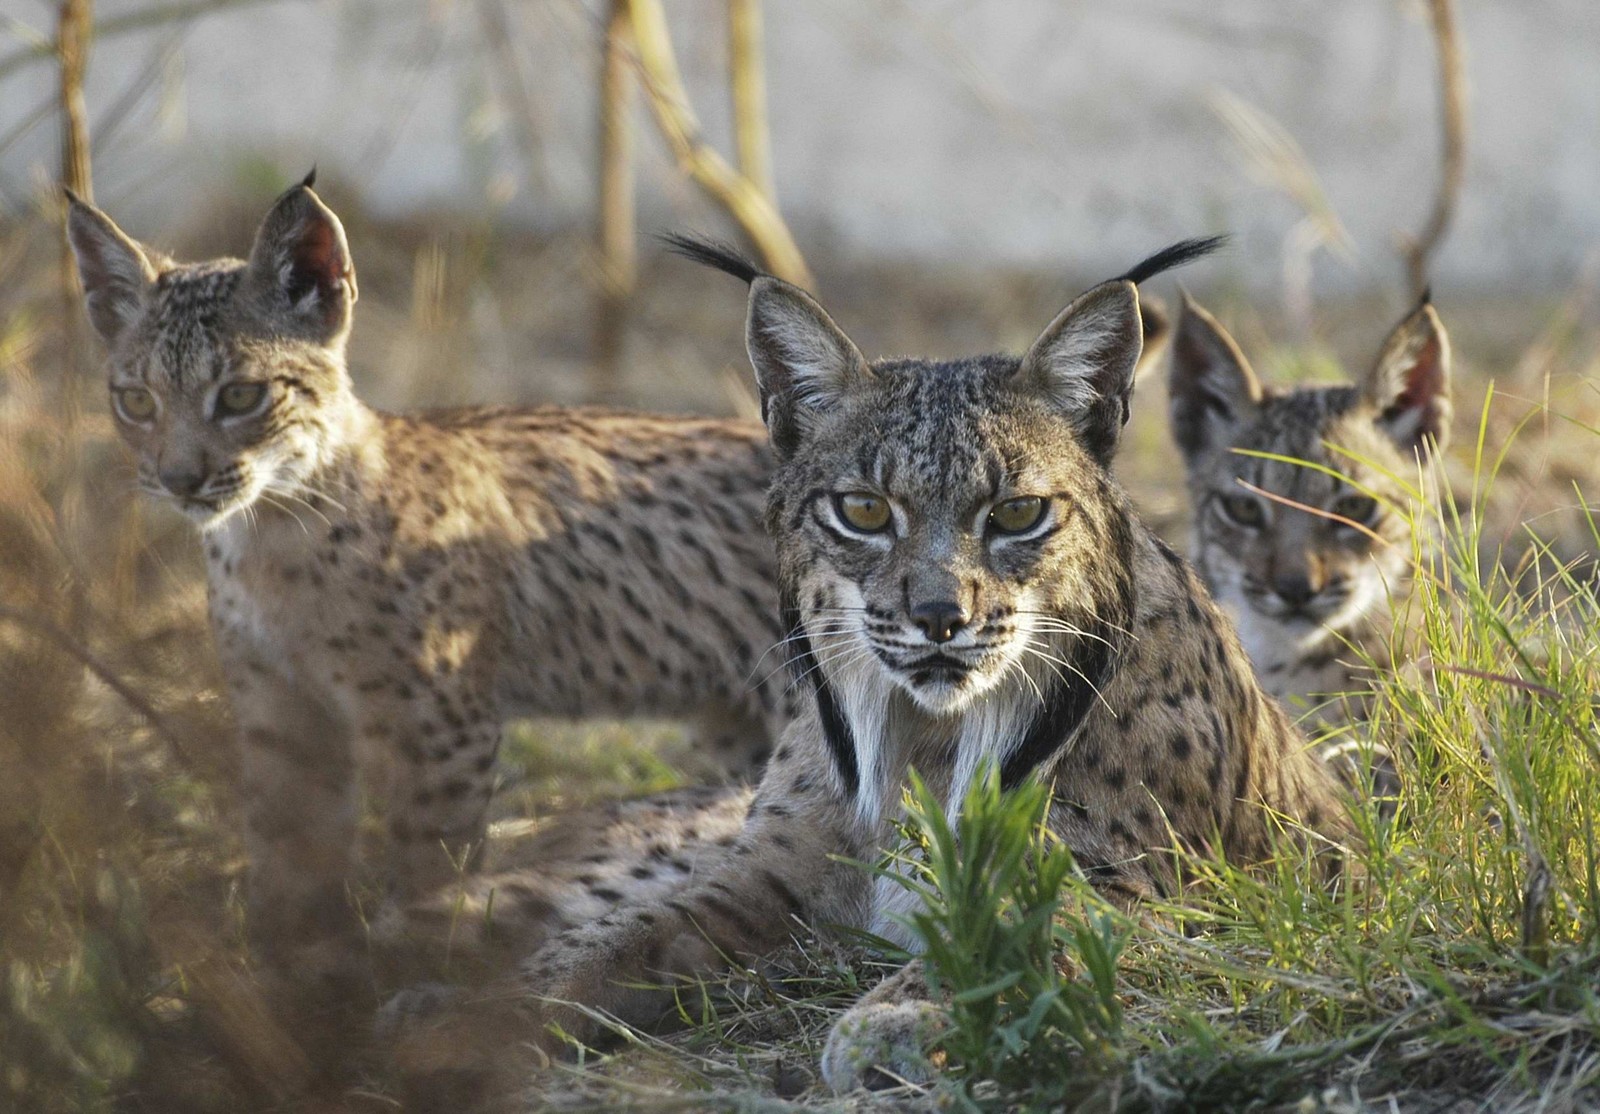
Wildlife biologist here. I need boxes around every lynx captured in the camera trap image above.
[389,235,1351,1101]
[1167,293,1451,734]
[65,178,795,1005]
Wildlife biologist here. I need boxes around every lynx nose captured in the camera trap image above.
[911,601,969,644]
[1273,573,1317,608]
[159,465,208,497]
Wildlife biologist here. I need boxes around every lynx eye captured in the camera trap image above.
[216,382,268,418]
[834,492,892,534]
[1218,492,1266,529]
[988,495,1046,535]
[115,387,157,422]
[1331,492,1379,526]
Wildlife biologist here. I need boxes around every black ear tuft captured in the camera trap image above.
[660,233,766,286]
[301,166,318,190]
[1117,234,1229,286]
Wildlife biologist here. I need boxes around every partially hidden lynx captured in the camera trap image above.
[389,235,1353,1101]
[1167,294,1451,733]
[66,177,795,993]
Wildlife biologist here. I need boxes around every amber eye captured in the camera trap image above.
[988,495,1047,535]
[835,492,892,534]
[1218,492,1266,529]
[1331,492,1379,527]
[115,387,157,422]
[216,382,267,417]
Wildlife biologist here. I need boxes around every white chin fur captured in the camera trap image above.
[901,676,975,715]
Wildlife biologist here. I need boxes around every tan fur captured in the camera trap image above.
[384,241,1351,1101]
[66,183,796,1018]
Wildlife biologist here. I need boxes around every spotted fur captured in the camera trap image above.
[388,238,1351,1100]
[1167,292,1451,733]
[66,183,796,1015]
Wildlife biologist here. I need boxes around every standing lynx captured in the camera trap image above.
[66,177,794,998]
[388,236,1352,1101]
[1167,293,1451,733]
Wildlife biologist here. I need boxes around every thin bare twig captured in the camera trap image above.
[0,0,292,82]
[475,0,548,194]
[0,604,194,770]
[1401,0,1468,297]
[625,0,812,288]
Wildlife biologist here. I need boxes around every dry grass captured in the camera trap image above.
[1,180,1598,1111]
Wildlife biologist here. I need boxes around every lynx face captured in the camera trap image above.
[709,239,1177,820]
[777,354,1132,718]
[1168,294,1451,658]
[68,183,359,530]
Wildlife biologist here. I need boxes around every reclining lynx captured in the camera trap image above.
[392,235,1352,1100]
[1167,293,1451,732]
[66,177,793,992]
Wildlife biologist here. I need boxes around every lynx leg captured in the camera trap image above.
[229,665,372,1067]
[383,708,503,902]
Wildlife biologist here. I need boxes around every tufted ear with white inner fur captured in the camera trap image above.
[1362,295,1452,456]
[1013,279,1144,463]
[243,177,359,346]
[1167,292,1265,465]
[745,277,872,456]
[65,193,159,347]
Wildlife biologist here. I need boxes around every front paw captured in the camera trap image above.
[820,998,949,1093]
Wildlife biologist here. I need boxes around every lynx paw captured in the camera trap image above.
[820,998,948,1092]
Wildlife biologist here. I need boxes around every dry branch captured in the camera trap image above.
[626,0,812,289]
[727,0,773,199]
[55,0,93,592]
[592,0,638,396]
[1402,0,1467,297]
[57,0,93,202]
[0,604,194,771]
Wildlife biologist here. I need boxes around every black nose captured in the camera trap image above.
[159,466,207,497]
[911,601,969,643]
[1273,573,1316,608]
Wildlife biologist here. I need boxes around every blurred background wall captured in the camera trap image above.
[2,0,1597,302]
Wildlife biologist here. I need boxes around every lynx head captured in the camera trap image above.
[671,235,1222,808]
[67,174,360,530]
[1168,293,1451,637]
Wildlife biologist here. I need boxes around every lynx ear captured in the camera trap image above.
[1167,294,1263,463]
[65,193,158,347]
[1363,295,1451,455]
[1014,279,1144,463]
[244,179,358,344]
[745,278,870,456]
